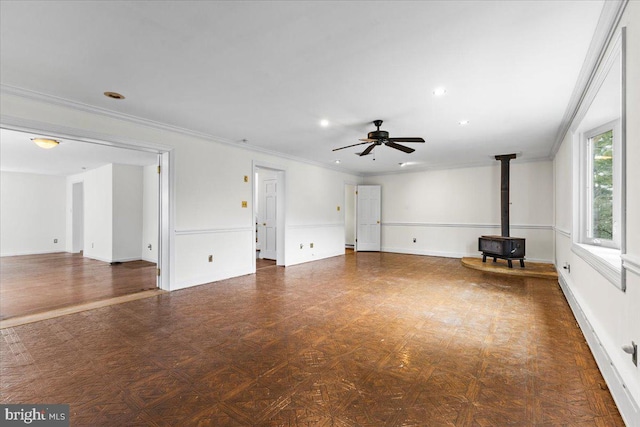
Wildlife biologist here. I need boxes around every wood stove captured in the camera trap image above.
[478,154,526,268]
[478,235,525,268]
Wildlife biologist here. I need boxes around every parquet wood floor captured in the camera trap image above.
[0,253,624,426]
[0,253,157,320]
[256,258,277,270]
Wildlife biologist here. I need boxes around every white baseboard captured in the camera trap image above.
[141,255,158,264]
[83,255,142,264]
[111,257,142,263]
[0,250,64,257]
[173,267,253,291]
[380,247,552,264]
[558,270,640,426]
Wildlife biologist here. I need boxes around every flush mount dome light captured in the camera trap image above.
[31,138,60,149]
[104,91,125,100]
[320,119,330,127]
[432,87,446,96]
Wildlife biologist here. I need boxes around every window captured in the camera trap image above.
[581,120,620,249]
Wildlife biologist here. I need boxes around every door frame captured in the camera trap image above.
[252,161,286,270]
[355,184,382,252]
[0,117,174,291]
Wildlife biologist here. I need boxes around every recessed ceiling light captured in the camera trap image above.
[104,91,125,100]
[334,160,341,164]
[458,120,470,126]
[432,87,446,97]
[31,138,59,149]
[320,119,330,127]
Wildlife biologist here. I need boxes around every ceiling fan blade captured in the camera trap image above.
[360,143,376,156]
[385,141,415,153]
[332,141,370,152]
[388,137,425,143]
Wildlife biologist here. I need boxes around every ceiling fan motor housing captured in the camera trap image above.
[368,130,389,140]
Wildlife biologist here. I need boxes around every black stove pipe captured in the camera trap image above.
[495,154,517,237]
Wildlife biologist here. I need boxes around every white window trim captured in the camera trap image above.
[579,119,621,249]
[571,243,621,288]
[569,27,626,292]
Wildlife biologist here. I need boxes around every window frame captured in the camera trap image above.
[580,119,621,249]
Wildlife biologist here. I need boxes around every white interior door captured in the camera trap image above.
[356,185,381,251]
[259,178,277,260]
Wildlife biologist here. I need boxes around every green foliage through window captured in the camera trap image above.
[591,130,613,240]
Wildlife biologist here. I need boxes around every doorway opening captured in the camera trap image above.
[253,163,286,270]
[344,183,357,253]
[0,125,172,320]
[355,184,381,252]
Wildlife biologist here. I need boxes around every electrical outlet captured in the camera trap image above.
[241,201,248,208]
[300,244,304,249]
[54,238,58,243]
[310,243,314,248]
[244,175,249,182]
[337,206,341,211]
[208,255,213,262]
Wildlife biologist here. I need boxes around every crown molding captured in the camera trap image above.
[362,155,552,178]
[0,84,360,177]
[549,0,628,158]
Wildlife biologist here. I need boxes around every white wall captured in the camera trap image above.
[71,181,84,253]
[82,164,113,262]
[0,93,363,289]
[69,163,146,263]
[554,3,640,425]
[142,163,158,263]
[285,161,353,265]
[0,171,66,256]
[112,164,143,262]
[365,160,554,262]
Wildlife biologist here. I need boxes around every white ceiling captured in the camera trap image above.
[0,1,604,175]
[0,128,158,176]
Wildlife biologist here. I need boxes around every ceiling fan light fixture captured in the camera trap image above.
[31,138,60,149]
[104,91,125,100]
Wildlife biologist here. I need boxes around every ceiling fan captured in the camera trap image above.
[332,120,425,156]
